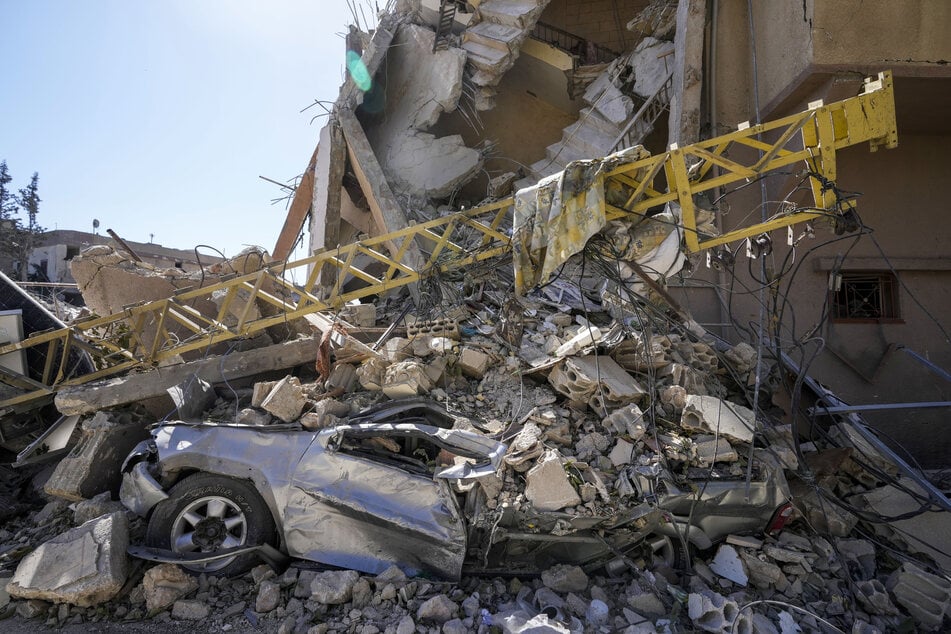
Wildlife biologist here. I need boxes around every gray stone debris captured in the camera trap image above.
[524,450,582,511]
[416,593,458,623]
[142,563,198,613]
[541,565,589,593]
[260,375,307,422]
[309,569,360,605]
[7,511,128,607]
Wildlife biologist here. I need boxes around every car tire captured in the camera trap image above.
[646,532,691,570]
[146,473,276,576]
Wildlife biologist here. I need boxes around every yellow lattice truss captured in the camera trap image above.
[0,72,897,411]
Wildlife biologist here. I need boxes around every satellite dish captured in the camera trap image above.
[92,219,100,229]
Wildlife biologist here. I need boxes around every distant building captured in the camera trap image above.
[24,229,222,284]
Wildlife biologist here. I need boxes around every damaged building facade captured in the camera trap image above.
[308,0,951,468]
[0,1,950,632]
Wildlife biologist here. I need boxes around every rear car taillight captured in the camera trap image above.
[766,502,794,535]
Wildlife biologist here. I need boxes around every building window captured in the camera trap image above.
[831,271,901,322]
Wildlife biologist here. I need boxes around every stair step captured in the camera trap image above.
[563,120,618,157]
[463,21,524,52]
[577,107,622,138]
[461,39,510,72]
[528,157,567,181]
[546,140,589,165]
[478,0,546,28]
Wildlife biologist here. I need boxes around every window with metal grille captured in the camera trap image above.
[831,271,901,322]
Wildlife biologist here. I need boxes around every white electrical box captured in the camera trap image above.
[0,309,27,377]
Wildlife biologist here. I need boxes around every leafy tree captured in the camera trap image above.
[0,161,21,276]
[15,172,43,280]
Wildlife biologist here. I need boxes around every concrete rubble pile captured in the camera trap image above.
[1,286,949,633]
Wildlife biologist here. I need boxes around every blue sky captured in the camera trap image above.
[1,0,359,259]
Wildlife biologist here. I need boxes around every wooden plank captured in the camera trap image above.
[273,142,320,262]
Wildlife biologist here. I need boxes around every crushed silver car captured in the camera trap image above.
[120,398,792,579]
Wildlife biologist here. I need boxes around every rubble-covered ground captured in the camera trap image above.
[2,263,951,634]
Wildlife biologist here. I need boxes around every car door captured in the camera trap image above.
[282,424,468,580]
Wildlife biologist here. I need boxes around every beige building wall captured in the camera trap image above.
[675,1,951,467]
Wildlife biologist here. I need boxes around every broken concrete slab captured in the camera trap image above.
[681,395,756,443]
[525,450,581,511]
[55,335,322,416]
[260,375,307,423]
[382,359,433,398]
[709,544,748,586]
[7,511,128,607]
[854,480,951,572]
[45,410,151,501]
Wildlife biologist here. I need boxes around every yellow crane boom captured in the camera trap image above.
[0,72,897,413]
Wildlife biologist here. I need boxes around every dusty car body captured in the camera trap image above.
[120,398,791,579]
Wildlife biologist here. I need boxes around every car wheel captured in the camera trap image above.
[646,532,691,570]
[146,473,276,576]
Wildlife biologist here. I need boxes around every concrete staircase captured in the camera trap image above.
[524,66,674,184]
[460,0,551,111]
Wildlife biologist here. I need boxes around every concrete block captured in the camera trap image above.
[681,395,757,444]
[260,375,307,423]
[45,410,150,501]
[251,380,278,408]
[165,376,215,420]
[382,359,433,398]
[7,512,128,607]
[886,562,951,629]
[688,589,749,634]
[143,563,199,613]
[525,450,581,511]
[548,355,646,414]
[602,403,647,440]
[406,317,459,340]
[554,327,602,357]
[327,363,358,392]
[458,347,491,379]
[855,579,898,616]
[71,491,124,525]
[709,544,749,586]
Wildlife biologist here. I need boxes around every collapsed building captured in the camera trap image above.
[0,1,950,632]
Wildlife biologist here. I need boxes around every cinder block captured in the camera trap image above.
[886,562,951,628]
[458,347,491,379]
[406,318,459,340]
[45,411,150,501]
[687,590,750,634]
